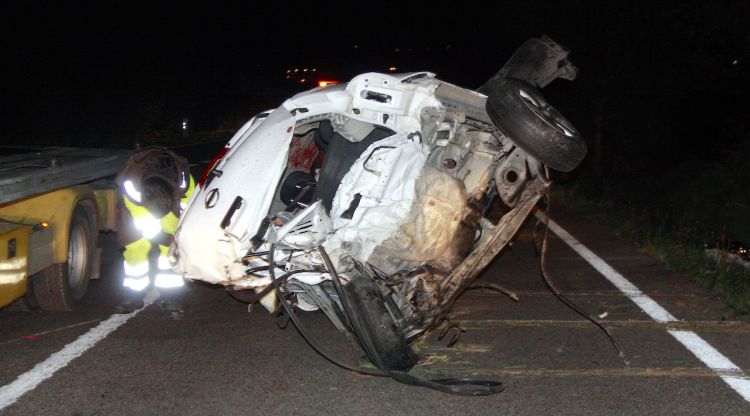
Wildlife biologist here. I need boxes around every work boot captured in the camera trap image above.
[114,298,145,314]
[159,299,184,320]
[115,290,146,314]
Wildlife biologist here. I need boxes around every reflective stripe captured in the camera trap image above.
[123,276,150,291]
[124,191,182,238]
[154,273,184,288]
[123,180,142,203]
[123,260,149,277]
[157,255,171,270]
[124,195,162,239]
[133,215,162,239]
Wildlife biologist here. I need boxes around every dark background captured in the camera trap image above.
[3,0,749,240]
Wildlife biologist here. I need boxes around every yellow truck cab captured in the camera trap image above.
[0,146,130,310]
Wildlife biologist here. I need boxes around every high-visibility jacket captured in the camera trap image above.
[116,147,195,291]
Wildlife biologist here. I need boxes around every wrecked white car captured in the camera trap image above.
[173,36,586,395]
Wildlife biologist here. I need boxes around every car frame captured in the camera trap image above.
[172,36,586,395]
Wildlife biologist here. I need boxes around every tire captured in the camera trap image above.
[485,78,587,172]
[23,287,39,310]
[33,204,97,311]
[343,272,418,371]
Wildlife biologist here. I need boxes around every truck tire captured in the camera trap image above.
[33,204,97,311]
[485,78,587,172]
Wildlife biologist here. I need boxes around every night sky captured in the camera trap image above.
[3,1,748,168]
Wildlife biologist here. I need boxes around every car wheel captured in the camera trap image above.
[33,204,96,311]
[344,272,418,371]
[485,78,587,172]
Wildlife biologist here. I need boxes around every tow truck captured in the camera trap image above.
[0,146,131,310]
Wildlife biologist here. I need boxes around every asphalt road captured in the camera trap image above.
[1,206,749,415]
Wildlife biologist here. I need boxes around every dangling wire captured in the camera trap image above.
[266,244,384,376]
[537,169,629,364]
[263,243,505,395]
[317,247,505,396]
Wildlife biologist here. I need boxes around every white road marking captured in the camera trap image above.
[538,213,750,402]
[0,288,159,411]
[667,330,750,398]
[539,215,677,323]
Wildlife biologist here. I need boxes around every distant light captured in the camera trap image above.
[41,222,49,228]
[286,69,292,74]
[393,48,400,53]
[388,66,397,72]
[353,44,359,49]
[312,68,317,72]
[318,80,339,87]
[294,68,299,73]
[285,75,291,79]
[181,120,188,130]
[299,78,306,83]
[303,68,308,72]
[732,59,739,65]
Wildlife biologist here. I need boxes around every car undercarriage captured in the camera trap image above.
[173,36,587,395]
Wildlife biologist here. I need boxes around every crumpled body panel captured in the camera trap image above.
[175,108,295,284]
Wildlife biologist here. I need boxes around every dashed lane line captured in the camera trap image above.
[454,319,750,332]
[539,213,750,402]
[0,288,159,411]
[421,366,748,379]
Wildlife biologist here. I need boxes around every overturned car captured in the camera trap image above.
[173,36,586,395]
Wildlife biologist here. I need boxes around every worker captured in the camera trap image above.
[114,146,195,318]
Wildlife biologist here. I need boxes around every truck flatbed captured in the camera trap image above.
[0,146,132,205]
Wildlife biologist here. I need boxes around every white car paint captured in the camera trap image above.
[175,107,296,283]
[173,70,501,314]
[324,133,428,270]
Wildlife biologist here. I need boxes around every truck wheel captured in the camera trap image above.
[344,272,418,371]
[485,78,587,172]
[33,204,96,311]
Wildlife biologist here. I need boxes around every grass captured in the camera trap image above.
[553,185,750,316]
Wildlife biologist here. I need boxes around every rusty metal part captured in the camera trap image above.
[435,178,547,326]
[398,268,445,333]
[495,147,531,207]
[437,322,466,347]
